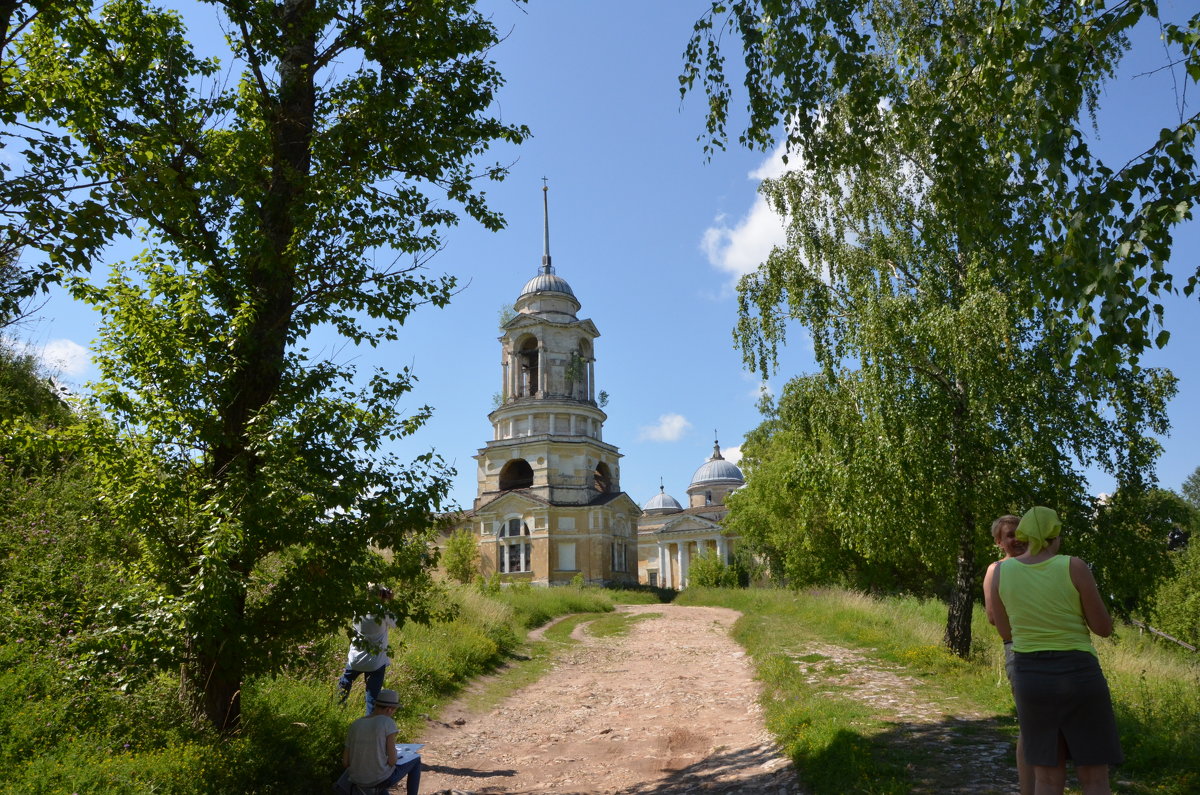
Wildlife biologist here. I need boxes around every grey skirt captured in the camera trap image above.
[1011,650,1124,767]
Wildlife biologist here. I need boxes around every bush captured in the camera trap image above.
[1151,540,1200,648]
[442,527,480,584]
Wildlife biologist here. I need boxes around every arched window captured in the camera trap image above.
[499,459,533,491]
[518,337,539,397]
[593,462,612,494]
[500,518,532,573]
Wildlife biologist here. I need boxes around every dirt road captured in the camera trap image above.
[416,603,800,795]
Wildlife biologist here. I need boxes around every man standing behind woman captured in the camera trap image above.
[987,506,1123,794]
[983,514,1032,795]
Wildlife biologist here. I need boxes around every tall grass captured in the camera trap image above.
[0,583,621,794]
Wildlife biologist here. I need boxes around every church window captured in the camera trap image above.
[518,337,539,397]
[500,518,529,538]
[558,541,576,571]
[502,541,532,573]
[648,571,658,587]
[593,462,612,493]
[499,519,532,572]
[611,542,627,573]
[499,459,533,491]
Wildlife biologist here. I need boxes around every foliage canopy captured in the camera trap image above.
[12,0,526,731]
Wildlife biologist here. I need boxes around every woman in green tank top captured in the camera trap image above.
[986,506,1122,795]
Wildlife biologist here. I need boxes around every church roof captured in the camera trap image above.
[642,483,683,515]
[689,440,745,488]
[520,269,576,298]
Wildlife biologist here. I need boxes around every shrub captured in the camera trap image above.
[1151,540,1200,648]
[442,527,480,584]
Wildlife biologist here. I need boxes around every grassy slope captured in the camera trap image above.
[676,587,1200,795]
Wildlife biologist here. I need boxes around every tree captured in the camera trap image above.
[683,1,1200,379]
[1152,538,1200,649]
[17,0,526,731]
[1182,466,1200,511]
[683,2,1175,655]
[443,526,481,585]
[1073,487,1192,619]
[2,0,127,322]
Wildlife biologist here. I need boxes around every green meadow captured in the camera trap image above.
[1,584,1195,794]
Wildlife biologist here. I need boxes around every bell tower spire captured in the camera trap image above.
[541,178,552,273]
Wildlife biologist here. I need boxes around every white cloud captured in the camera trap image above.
[38,339,91,377]
[701,144,793,285]
[638,413,692,442]
[722,445,743,465]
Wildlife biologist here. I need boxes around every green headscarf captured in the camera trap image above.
[1016,506,1062,555]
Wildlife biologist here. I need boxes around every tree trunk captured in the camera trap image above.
[944,369,977,658]
[197,0,317,734]
[943,523,976,657]
[194,653,243,732]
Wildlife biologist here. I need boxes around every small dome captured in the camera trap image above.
[520,269,575,299]
[642,484,683,515]
[689,441,744,488]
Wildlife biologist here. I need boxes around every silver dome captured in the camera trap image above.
[689,442,745,488]
[520,270,575,298]
[642,487,683,515]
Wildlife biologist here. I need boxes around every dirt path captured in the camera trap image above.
[414,604,1021,795]
[416,603,800,794]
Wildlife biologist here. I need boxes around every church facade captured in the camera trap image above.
[447,187,640,586]
[635,441,745,589]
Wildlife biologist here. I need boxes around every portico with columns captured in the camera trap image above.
[637,441,745,588]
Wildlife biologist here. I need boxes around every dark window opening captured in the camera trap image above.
[518,338,539,396]
[593,462,612,493]
[499,459,534,491]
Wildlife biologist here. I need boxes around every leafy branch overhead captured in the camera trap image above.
[683,1,1200,378]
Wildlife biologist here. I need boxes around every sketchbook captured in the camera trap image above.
[395,743,424,766]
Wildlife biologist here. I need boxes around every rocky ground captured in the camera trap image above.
[411,603,1021,795]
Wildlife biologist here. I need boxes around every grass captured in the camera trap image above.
[677,586,1200,795]
[3,583,1195,794]
[0,583,624,794]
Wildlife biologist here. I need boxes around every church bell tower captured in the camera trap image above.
[463,186,640,585]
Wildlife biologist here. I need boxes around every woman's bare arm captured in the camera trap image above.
[987,561,1013,642]
[983,560,1000,627]
[1070,557,1113,637]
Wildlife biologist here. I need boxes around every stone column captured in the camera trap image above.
[588,360,595,401]
[679,542,690,588]
[717,536,728,564]
[538,347,546,395]
[660,543,672,589]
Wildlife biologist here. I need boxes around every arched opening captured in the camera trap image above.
[593,461,612,494]
[499,459,534,491]
[518,337,539,397]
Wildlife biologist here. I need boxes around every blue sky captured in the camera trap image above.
[18,1,1200,513]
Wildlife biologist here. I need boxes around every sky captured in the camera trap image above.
[16,1,1200,513]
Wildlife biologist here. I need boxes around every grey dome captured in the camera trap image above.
[520,270,575,298]
[642,486,683,515]
[689,442,745,488]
